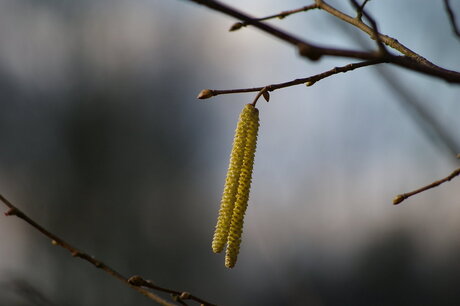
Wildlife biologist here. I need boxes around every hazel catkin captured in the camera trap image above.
[225,106,259,268]
[212,104,256,253]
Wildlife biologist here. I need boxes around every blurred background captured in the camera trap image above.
[0,0,460,305]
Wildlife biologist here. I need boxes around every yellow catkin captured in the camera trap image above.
[212,104,256,253]
[225,105,259,268]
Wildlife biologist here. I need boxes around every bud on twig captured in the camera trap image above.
[197,89,214,99]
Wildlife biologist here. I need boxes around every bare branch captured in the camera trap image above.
[393,167,460,205]
[229,4,319,31]
[443,0,460,40]
[197,59,385,100]
[316,0,424,61]
[128,276,218,306]
[188,0,460,83]
[355,0,371,21]
[349,0,386,54]
[0,194,215,306]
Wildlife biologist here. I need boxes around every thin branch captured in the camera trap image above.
[197,59,385,99]
[0,194,216,306]
[128,276,218,306]
[349,0,386,54]
[443,0,460,39]
[355,0,371,21]
[188,0,460,83]
[315,0,428,63]
[190,0,375,62]
[229,4,319,31]
[393,167,460,205]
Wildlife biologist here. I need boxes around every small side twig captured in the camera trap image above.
[315,0,432,65]
[355,0,371,21]
[0,194,215,306]
[443,0,460,40]
[197,59,385,100]
[229,4,319,31]
[251,87,269,106]
[393,167,460,205]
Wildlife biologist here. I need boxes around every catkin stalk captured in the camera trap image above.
[225,106,259,268]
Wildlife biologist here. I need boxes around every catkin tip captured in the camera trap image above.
[225,259,236,269]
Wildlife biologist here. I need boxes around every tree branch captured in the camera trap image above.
[315,0,428,63]
[229,4,319,31]
[188,0,460,83]
[393,167,460,205]
[0,194,216,306]
[197,59,385,99]
[443,0,460,40]
[128,276,218,306]
[349,0,386,54]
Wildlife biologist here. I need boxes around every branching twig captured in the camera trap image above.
[393,167,460,205]
[197,59,385,100]
[188,0,460,83]
[229,4,319,31]
[355,0,371,21]
[315,0,427,62]
[349,0,386,54]
[0,194,216,306]
[443,0,460,39]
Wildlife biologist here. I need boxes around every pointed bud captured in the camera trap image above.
[197,89,214,99]
[262,91,270,102]
[229,22,244,31]
[392,194,405,205]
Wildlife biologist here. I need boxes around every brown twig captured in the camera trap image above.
[250,87,269,106]
[0,194,216,306]
[443,0,460,39]
[197,59,385,100]
[393,167,460,205]
[355,0,371,21]
[315,0,427,62]
[188,0,460,83]
[349,0,386,54]
[229,4,319,31]
[128,276,218,306]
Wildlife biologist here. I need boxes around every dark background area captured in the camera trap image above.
[1,0,460,305]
